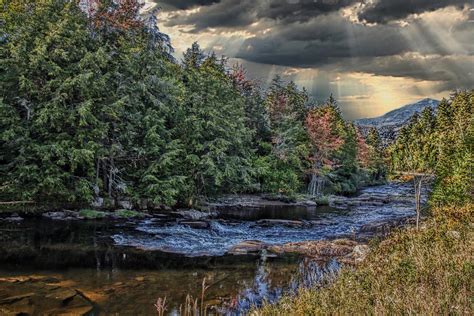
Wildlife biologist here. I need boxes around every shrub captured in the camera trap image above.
[79,209,107,219]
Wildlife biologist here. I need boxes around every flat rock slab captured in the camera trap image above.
[203,194,317,210]
[255,219,308,228]
[0,276,94,316]
[228,240,267,255]
[268,239,370,264]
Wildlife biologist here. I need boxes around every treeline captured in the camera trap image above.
[0,0,384,208]
[389,91,473,206]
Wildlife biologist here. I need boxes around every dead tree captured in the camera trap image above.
[398,172,435,230]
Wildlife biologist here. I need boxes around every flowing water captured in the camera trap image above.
[0,182,418,315]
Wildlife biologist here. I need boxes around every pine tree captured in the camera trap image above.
[366,128,385,181]
[178,44,253,202]
[1,1,105,202]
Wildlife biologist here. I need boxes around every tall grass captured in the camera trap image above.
[156,278,211,316]
[256,204,473,315]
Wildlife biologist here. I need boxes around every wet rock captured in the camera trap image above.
[175,209,217,220]
[268,239,367,264]
[255,219,307,228]
[359,217,415,236]
[91,197,104,208]
[2,213,23,222]
[42,210,80,220]
[138,199,149,210]
[180,221,210,229]
[203,194,318,211]
[228,240,267,255]
[45,288,77,301]
[300,200,317,207]
[0,292,35,304]
[0,296,34,315]
[118,200,133,210]
[45,295,93,315]
[330,192,393,209]
[0,277,94,316]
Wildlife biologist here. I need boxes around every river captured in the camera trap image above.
[0,182,419,315]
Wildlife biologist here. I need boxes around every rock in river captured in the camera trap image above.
[255,219,308,228]
[179,220,210,229]
[0,276,94,315]
[228,240,267,255]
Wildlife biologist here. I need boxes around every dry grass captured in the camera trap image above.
[256,204,473,315]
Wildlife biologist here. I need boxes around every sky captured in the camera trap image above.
[148,0,473,120]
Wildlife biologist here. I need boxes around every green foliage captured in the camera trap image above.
[259,77,310,194]
[79,209,107,219]
[314,195,330,206]
[366,127,386,180]
[179,46,254,201]
[389,91,473,206]
[114,209,145,218]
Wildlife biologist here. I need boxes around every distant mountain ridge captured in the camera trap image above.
[354,98,440,145]
[355,98,440,128]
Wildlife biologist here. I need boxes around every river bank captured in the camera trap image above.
[257,204,473,315]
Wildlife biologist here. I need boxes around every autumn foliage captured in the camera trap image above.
[306,107,343,171]
[356,128,370,168]
[79,0,143,30]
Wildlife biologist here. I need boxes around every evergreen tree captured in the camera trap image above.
[1,1,105,202]
[179,44,253,202]
[258,76,309,195]
[366,128,386,181]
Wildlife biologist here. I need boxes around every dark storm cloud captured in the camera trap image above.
[260,0,359,23]
[235,14,408,67]
[164,0,360,31]
[233,9,474,92]
[156,0,220,10]
[165,0,259,30]
[160,0,473,94]
[358,0,470,24]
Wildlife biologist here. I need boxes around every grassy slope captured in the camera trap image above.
[257,205,473,315]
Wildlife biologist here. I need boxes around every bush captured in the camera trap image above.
[79,209,107,219]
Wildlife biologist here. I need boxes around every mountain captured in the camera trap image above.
[355,98,440,128]
[354,98,440,145]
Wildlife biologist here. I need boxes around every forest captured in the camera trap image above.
[0,0,389,209]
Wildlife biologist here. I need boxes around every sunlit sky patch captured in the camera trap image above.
[148,0,474,120]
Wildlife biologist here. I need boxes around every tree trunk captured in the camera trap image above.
[308,159,324,197]
[414,176,423,230]
[108,157,114,198]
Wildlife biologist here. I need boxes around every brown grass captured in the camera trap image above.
[256,204,474,315]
